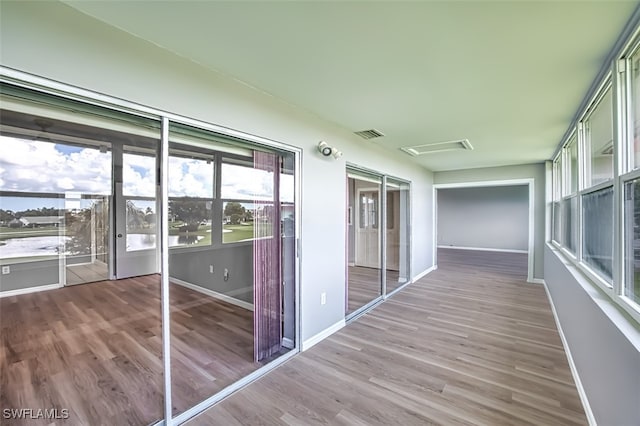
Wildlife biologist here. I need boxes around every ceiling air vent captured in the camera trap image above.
[400,139,473,156]
[354,129,385,140]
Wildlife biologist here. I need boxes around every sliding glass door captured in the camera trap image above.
[1,79,299,426]
[346,169,383,316]
[346,168,411,318]
[385,178,411,294]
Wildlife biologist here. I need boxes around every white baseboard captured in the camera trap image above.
[542,282,596,426]
[437,245,528,254]
[528,278,545,285]
[302,319,345,351]
[0,283,62,298]
[282,337,295,349]
[412,265,437,282]
[348,262,355,267]
[171,277,254,311]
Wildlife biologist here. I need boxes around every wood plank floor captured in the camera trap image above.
[347,267,402,314]
[189,249,587,426]
[66,261,108,285]
[0,276,258,425]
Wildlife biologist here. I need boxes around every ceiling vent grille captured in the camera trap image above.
[354,129,385,140]
[401,139,473,156]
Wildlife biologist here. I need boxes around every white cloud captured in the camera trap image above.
[1,136,295,204]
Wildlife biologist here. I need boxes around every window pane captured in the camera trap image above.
[568,138,578,194]
[221,162,273,201]
[582,187,613,282]
[625,178,640,305]
[631,52,640,170]
[562,196,577,254]
[125,199,156,251]
[585,89,613,186]
[169,155,214,198]
[553,201,561,243]
[123,152,156,197]
[169,199,212,247]
[222,201,271,243]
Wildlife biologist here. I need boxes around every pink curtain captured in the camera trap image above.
[253,151,282,362]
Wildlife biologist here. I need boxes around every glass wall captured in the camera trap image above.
[551,31,640,321]
[385,178,410,294]
[0,84,164,424]
[0,81,299,425]
[167,124,297,418]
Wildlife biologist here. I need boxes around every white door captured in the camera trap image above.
[355,189,380,268]
[114,148,158,279]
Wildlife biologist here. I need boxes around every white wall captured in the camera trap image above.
[437,185,529,251]
[434,163,545,279]
[0,1,435,342]
[545,245,640,426]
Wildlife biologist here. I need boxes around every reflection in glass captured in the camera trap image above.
[168,128,296,419]
[562,196,578,254]
[568,137,578,194]
[386,179,410,294]
[625,178,640,305]
[631,52,640,170]
[125,199,156,251]
[0,87,163,426]
[584,89,613,186]
[346,171,382,315]
[582,187,613,282]
[222,201,267,243]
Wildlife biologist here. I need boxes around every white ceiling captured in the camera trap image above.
[63,1,637,172]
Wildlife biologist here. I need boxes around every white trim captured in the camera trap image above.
[412,264,437,282]
[302,319,345,351]
[542,281,596,426]
[433,178,536,283]
[437,245,528,254]
[282,337,295,349]
[0,283,62,298]
[172,349,299,425]
[171,277,254,311]
[528,278,545,285]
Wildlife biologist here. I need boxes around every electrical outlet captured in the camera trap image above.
[320,292,326,305]
[209,265,214,274]
[1,266,10,275]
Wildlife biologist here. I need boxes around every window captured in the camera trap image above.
[582,187,614,283]
[630,49,640,170]
[583,87,614,186]
[625,178,640,305]
[552,159,562,243]
[168,149,214,248]
[562,196,577,254]
[565,135,578,195]
[221,159,275,243]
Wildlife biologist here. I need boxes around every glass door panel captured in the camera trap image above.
[115,147,158,278]
[346,170,382,316]
[385,178,410,294]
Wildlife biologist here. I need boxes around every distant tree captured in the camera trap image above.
[169,199,209,231]
[0,209,15,222]
[224,202,245,225]
[19,207,60,217]
[65,209,91,255]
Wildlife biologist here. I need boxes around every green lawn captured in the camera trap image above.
[169,223,212,246]
[223,224,255,243]
[0,226,61,242]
